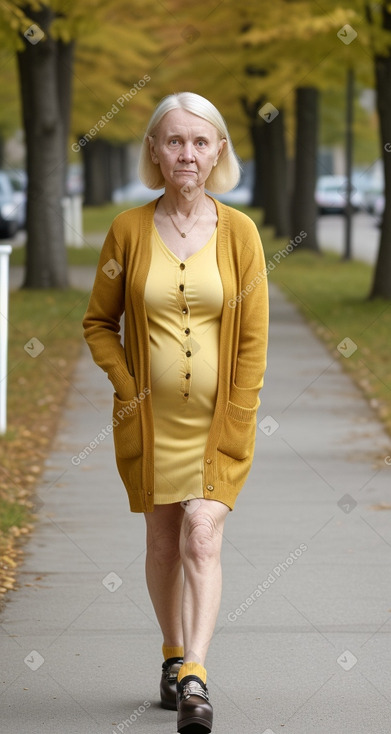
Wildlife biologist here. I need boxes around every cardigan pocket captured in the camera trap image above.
[217,400,257,461]
[112,392,142,459]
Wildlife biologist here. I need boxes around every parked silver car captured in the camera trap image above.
[315,175,365,214]
[7,169,27,229]
[0,171,19,237]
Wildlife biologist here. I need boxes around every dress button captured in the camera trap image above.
[206,484,214,491]
[182,308,188,314]
[206,458,212,464]
[147,490,152,496]
[185,373,191,379]
[186,350,191,357]
[180,263,185,270]
[179,284,184,291]
[185,328,190,335]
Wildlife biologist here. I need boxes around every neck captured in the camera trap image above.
[161,183,208,217]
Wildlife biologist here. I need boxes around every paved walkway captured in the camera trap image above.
[1,281,391,734]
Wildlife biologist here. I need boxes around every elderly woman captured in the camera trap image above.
[83,92,268,734]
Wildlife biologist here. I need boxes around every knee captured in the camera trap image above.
[182,512,221,566]
[147,527,181,567]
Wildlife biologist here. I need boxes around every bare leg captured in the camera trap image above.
[144,503,185,647]
[179,498,229,666]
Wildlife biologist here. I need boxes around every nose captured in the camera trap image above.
[179,141,195,162]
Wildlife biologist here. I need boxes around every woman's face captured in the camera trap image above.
[148,108,226,195]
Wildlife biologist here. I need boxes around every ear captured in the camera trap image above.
[148,135,159,164]
[214,137,226,165]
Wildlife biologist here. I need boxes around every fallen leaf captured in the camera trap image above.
[1,581,15,590]
[2,556,17,568]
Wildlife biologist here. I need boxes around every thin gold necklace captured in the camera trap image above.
[163,202,205,238]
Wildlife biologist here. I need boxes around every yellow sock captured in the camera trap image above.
[177,661,207,684]
[162,644,184,661]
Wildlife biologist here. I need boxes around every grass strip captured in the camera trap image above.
[261,223,391,436]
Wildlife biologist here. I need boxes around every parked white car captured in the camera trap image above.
[374,193,385,219]
[315,175,365,214]
[0,171,20,237]
[7,169,27,229]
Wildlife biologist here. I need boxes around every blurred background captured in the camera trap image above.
[0,1,390,289]
[0,1,390,589]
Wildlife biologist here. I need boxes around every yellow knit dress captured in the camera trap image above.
[144,222,224,504]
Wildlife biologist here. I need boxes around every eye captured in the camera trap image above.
[169,138,180,145]
[197,140,207,147]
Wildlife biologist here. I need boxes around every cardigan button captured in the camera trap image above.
[182,308,188,314]
[185,373,191,379]
[206,458,212,464]
[179,284,184,291]
[147,491,152,496]
[180,262,185,270]
[186,350,191,357]
[206,484,214,491]
[185,328,190,335]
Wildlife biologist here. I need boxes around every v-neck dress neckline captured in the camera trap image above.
[152,221,217,264]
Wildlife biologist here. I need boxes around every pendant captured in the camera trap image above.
[181,232,186,238]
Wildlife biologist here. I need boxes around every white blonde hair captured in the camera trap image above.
[138,92,241,193]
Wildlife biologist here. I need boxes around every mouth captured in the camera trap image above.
[175,170,197,174]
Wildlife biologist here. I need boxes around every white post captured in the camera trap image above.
[62,195,84,247]
[62,196,72,245]
[71,195,84,247]
[0,244,12,435]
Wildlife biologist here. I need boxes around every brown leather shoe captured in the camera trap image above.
[160,657,183,710]
[177,675,213,733]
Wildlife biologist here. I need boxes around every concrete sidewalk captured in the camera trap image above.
[1,282,391,734]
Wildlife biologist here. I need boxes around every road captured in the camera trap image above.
[317,211,381,264]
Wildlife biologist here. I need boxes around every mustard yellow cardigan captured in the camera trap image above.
[83,196,269,513]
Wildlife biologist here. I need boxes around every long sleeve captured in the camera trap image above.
[82,223,136,400]
[229,219,269,410]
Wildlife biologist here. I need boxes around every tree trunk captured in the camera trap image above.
[82,139,112,206]
[120,143,132,186]
[83,141,129,205]
[17,6,70,288]
[107,142,124,198]
[249,120,265,208]
[370,5,391,299]
[262,128,275,228]
[57,39,75,196]
[290,87,319,251]
[262,107,290,237]
[240,95,266,210]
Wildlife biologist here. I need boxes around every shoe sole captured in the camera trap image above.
[177,717,212,733]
